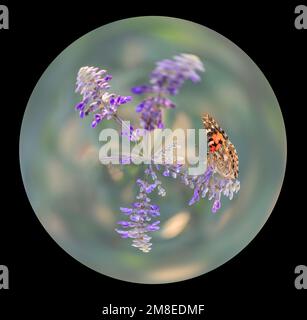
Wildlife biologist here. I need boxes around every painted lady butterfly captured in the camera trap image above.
[202,113,239,179]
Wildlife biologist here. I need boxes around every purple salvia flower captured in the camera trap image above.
[149,53,205,95]
[154,163,240,213]
[131,85,151,95]
[116,229,129,238]
[74,66,132,128]
[163,169,170,177]
[188,186,201,206]
[185,166,240,212]
[120,207,133,214]
[131,54,204,130]
[75,101,85,110]
[150,204,159,210]
[146,221,160,231]
[117,221,135,228]
[212,199,221,214]
[116,178,161,253]
[135,97,163,130]
[104,74,112,81]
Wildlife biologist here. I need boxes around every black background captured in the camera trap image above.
[0,1,306,318]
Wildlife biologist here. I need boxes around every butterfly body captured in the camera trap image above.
[202,113,239,180]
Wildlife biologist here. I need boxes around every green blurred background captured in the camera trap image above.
[19,17,287,284]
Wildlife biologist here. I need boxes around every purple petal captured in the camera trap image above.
[168,87,178,95]
[145,184,157,193]
[117,221,134,228]
[146,221,160,232]
[161,98,176,109]
[204,166,214,182]
[104,74,112,81]
[115,229,129,238]
[135,209,146,215]
[120,207,133,214]
[148,210,160,216]
[150,204,159,210]
[115,96,121,105]
[212,199,221,213]
[131,85,148,94]
[75,102,85,110]
[133,202,142,208]
[130,214,141,222]
[189,72,201,82]
[120,96,132,104]
[136,179,145,188]
[189,187,200,206]
[163,170,170,177]
[136,102,145,112]
[95,114,102,121]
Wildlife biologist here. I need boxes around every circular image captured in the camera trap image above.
[20,17,287,284]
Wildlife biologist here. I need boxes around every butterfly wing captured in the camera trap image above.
[202,113,239,179]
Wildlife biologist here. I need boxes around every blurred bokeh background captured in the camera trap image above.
[19,17,287,284]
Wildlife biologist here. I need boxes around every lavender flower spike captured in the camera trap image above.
[186,165,240,213]
[154,162,240,213]
[74,66,132,128]
[132,54,204,130]
[132,54,204,96]
[150,53,205,95]
[115,178,161,253]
